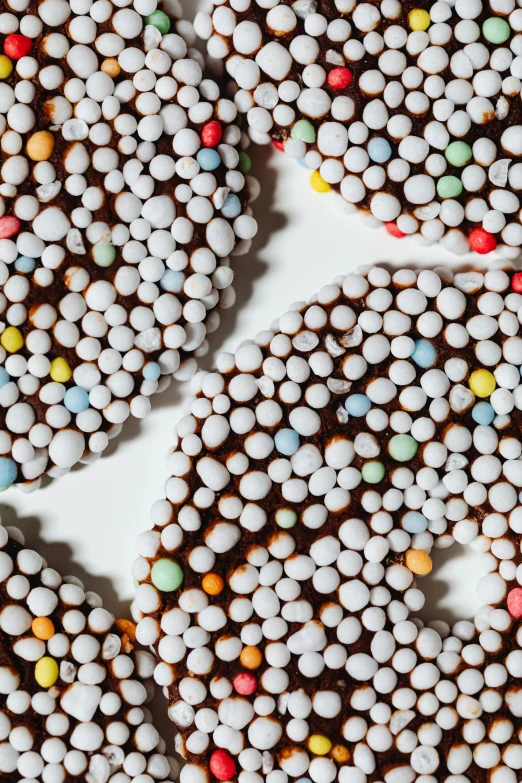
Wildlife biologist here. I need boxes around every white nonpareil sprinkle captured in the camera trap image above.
[0,0,259,489]
[135,263,522,783]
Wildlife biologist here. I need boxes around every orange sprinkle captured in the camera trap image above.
[331,745,350,764]
[101,58,120,77]
[26,130,55,161]
[32,616,54,640]
[120,634,133,653]
[202,573,224,595]
[240,646,262,669]
[116,618,136,642]
[405,549,433,575]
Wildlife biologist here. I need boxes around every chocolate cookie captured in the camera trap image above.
[197,0,522,256]
[134,264,522,783]
[0,520,181,782]
[0,0,259,488]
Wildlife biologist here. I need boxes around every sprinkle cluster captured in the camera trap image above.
[197,0,522,256]
[135,264,522,783]
[0,521,181,783]
[0,0,259,489]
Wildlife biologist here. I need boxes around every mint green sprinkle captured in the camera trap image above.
[92,243,116,268]
[275,509,297,528]
[238,151,252,174]
[482,16,510,44]
[291,119,316,143]
[437,175,463,199]
[151,559,183,591]
[389,434,418,462]
[361,461,385,484]
[145,10,171,34]
[445,141,472,168]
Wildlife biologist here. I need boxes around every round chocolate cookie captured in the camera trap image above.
[134,264,522,783]
[0,0,259,488]
[197,0,522,256]
[0,521,181,782]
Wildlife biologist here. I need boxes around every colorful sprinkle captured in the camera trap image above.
[150,559,183,591]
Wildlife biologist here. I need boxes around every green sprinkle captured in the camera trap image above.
[445,141,472,168]
[361,461,385,484]
[151,558,183,591]
[388,434,418,462]
[275,509,297,528]
[482,16,510,44]
[92,243,116,268]
[437,175,463,199]
[238,151,252,174]
[291,119,316,143]
[145,10,171,34]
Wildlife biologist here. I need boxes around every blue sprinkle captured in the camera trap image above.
[367,137,392,163]
[160,269,185,292]
[63,386,89,414]
[472,401,495,425]
[298,157,308,168]
[345,394,371,417]
[402,511,428,534]
[143,362,161,381]
[275,428,300,456]
[0,367,9,389]
[411,339,436,368]
[14,255,35,273]
[221,193,242,218]
[196,148,221,171]
[0,457,17,489]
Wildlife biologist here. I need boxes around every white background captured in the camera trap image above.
[4,147,495,626]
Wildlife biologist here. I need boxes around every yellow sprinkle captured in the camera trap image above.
[405,549,432,575]
[310,171,331,193]
[35,656,59,688]
[469,369,496,398]
[408,8,430,30]
[308,735,332,756]
[0,55,13,80]
[1,326,23,353]
[50,357,72,383]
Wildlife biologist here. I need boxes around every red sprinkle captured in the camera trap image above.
[201,120,222,148]
[512,272,522,293]
[385,222,406,238]
[327,67,353,90]
[4,34,32,59]
[273,140,284,152]
[468,227,497,255]
[233,672,257,695]
[0,216,21,239]
[508,588,522,618]
[210,750,236,781]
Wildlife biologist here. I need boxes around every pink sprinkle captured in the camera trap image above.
[233,672,257,695]
[507,588,522,618]
[210,750,236,781]
[0,216,21,239]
